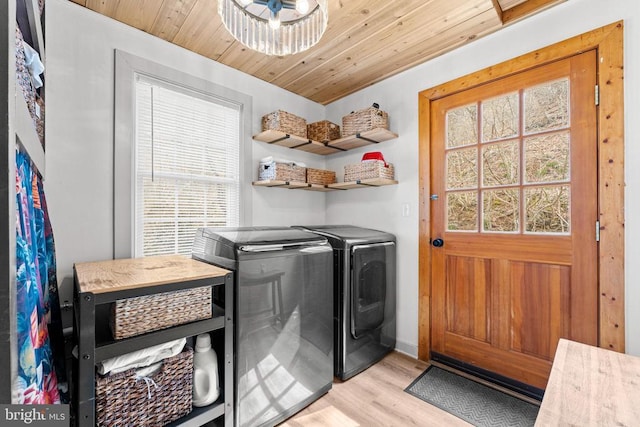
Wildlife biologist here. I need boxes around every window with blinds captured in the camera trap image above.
[134,76,241,257]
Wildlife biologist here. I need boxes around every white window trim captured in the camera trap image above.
[114,50,253,259]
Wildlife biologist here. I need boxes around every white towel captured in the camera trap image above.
[259,156,306,167]
[97,338,186,375]
[21,41,44,89]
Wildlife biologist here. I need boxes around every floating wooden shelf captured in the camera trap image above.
[329,178,398,189]
[328,128,398,151]
[253,128,398,155]
[253,130,342,155]
[253,178,398,191]
[252,180,336,191]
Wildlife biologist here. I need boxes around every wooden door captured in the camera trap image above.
[430,51,598,390]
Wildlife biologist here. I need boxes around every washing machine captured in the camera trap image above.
[297,225,396,380]
[192,227,334,427]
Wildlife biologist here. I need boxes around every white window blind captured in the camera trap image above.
[134,75,241,257]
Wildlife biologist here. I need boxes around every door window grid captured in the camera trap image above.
[444,78,571,234]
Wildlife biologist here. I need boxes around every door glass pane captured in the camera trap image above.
[525,132,570,184]
[482,140,519,187]
[447,192,478,231]
[524,78,569,134]
[525,185,570,233]
[481,92,519,142]
[446,148,478,190]
[482,189,519,232]
[446,104,478,148]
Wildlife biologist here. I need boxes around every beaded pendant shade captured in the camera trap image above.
[218,0,329,56]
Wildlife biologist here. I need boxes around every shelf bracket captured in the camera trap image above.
[266,134,291,144]
[355,133,381,144]
[290,140,313,149]
[327,144,347,152]
[356,180,376,187]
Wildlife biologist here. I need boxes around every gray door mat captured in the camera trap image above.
[405,366,539,427]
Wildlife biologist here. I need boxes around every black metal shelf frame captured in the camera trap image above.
[73,272,234,427]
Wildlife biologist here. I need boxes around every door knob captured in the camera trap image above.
[432,238,444,247]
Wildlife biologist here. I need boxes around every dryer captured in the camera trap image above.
[298,225,396,380]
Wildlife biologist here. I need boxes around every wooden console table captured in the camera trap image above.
[536,338,640,426]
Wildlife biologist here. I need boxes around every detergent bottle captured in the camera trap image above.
[192,333,220,407]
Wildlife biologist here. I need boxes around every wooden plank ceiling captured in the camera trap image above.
[69,0,564,105]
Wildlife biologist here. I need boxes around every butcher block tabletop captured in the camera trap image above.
[535,338,640,426]
[74,255,229,294]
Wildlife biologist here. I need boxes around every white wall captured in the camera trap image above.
[325,0,640,356]
[46,0,329,303]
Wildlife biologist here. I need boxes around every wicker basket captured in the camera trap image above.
[344,161,395,182]
[342,106,389,137]
[259,161,306,182]
[96,348,193,427]
[307,120,341,143]
[307,168,336,185]
[110,286,212,340]
[262,110,307,138]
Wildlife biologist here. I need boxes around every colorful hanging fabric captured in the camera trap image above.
[14,151,60,404]
[38,177,68,402]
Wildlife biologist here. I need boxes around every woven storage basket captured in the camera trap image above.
[307,120,341,143]
[110,286,212,340]
[96,348,193,427]
[262,110,307,138]
[259,161,306,182]
[344,161,395,182]
[342,106,389,137]
[307,168,336,185]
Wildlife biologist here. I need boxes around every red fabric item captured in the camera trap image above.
[361,151,387,166]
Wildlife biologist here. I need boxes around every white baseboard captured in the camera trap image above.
[395,339,418,358]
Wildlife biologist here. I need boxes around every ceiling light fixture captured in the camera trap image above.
[218,0,329,56]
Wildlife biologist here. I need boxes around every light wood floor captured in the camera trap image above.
[280,352,472,427]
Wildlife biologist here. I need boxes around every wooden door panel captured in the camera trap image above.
[509,261,570,360]
[443,334,552,389]
[440,258,570,370]
[445,256,490,342]
[443,234,572,265]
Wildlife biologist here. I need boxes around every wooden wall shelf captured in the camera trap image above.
[253,128,398,156]
[253,178,398,191]
[329,128,398,151]
[252,180,336,191]
[253,130,341,155]
[329,178,399,189]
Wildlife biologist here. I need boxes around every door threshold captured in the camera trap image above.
[430,353,544,404]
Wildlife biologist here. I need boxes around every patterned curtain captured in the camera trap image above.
[14,151,62,404]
